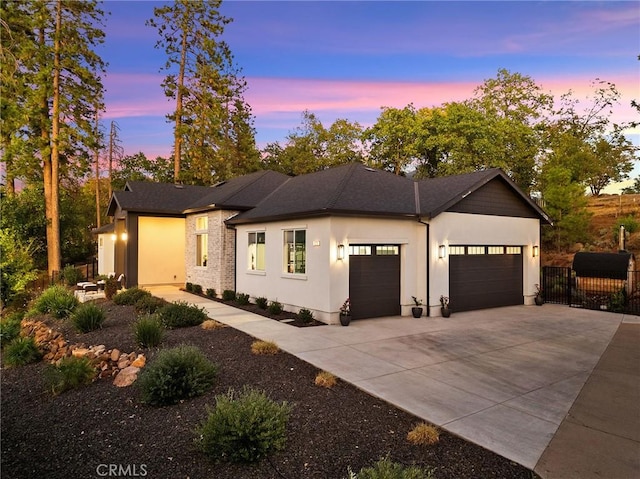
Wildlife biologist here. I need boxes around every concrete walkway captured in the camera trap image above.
[147,286,639,477]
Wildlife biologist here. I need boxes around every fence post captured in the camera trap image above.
[567,267,572,305]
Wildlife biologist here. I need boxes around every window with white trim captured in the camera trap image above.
[467,246,486,255]
[449,246,465,255]
[376,245,399,255]
[349,245,372,256]
[284,229,306,274]
[195,216,208,267]
[248,232,266,271]
[488,246,505,255]
[506,246,522,254]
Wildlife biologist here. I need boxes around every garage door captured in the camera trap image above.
[349,245,401,320]
[449,246,523,312]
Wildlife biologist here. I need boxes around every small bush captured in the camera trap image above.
[255,297,268,309]
[206,288,216,299]
[298,308,314,324]
[222,290,236,301]
[44,356,95,395]
[135,295,166,314]
[192,284,203,295]
[3,336,41,366]
[31,285,78,319]
[251,340,279,355]
[133,314,164,348]
[159,301,207,328]
[185,282,194,292]
[71,303,106,333]
[314,371,337,388]
[236,293,250,305]
[267,300,283,315]
[407,423,440,446]
[61,265,84,286]
[113,287,151,305]
[195,387,291,463]
[349,455,433,479]
[137,345,218,406]
[104,277,118,300]
[0,312,23,346]
[201,319,224,330]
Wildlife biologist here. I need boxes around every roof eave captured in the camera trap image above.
[226,208,418,226]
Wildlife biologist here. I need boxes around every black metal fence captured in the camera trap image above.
[542,266,640,315]
[27,258,99,291]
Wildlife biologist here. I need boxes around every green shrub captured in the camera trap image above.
[613,215,639,243]
[71,303,106,333]
[133,314,164,348]
[185,282,194,292]
[298,308,313,323]
[222,290,236,301]
[206,288,216,299]
[61,264,84,286]
[135,295,166,314]
[158,301,207,328]
[31,285,78,319]
[349,455,433,479]
[255,297,268,309]
[104,277,118,300]
[267,300,283,315]
[0,312,23,346]
[44,356,95,395]
[192,284,203,294]
[236,293,250,305]
[196,387,291,464]
[113,287,151,305]
[3,336,41,366]
[137,345,217,406]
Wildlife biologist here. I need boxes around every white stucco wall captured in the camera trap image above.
[97,234,115,276]
[234,216,427,324]
[428,212,541,315]
[137,217,186,285]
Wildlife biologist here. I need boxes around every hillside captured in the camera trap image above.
[542,194,640,267]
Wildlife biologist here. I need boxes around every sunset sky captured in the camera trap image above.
[99,0,640,186]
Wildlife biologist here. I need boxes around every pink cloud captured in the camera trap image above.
[102,72,169,119]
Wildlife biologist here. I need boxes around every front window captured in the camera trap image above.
[195,216,208,266]
[284,229,306,274]
[248,232,266,271]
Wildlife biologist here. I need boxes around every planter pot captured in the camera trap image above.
[339,314,351,326]
[441,307,451,318]
[535,296,544,306]
[411,307,423,318]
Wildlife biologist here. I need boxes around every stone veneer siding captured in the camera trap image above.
[185,210,237,296]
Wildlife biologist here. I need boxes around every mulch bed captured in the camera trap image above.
[1,299,537,479]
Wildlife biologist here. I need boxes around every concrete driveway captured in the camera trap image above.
[147,286,636,474]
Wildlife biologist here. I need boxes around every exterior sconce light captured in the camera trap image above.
[532,245,539,257]
[337,244,345,260]
[438,245,446,259]
[121,232,128,242]
[110,233,117,241]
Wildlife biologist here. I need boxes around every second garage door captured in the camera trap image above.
[449,246,523,312]
[349,245,401,320]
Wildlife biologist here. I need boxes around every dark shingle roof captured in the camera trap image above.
[573,252,635,279]
[107,182,212,216]
[227,163,418,224]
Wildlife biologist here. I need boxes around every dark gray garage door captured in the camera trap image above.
[349,245,401,320]
[449,246,523,312]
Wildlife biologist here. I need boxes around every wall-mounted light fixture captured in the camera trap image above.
[438,244,447,259]
[532,245,539,257]
[121,232,128,242]
[337,244,345,260]
[110,233,117,241]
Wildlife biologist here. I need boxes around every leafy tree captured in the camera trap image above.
[622,177,640,194]
[0,229,39,308]
[147,0,258,183]
[111,152,174,190]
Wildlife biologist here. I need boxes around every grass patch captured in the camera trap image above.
[195,387,291,464]
[44,356,96,395]
[31,285,78,319]
[3,336,41,366]
[0,312,23,347]
[406,422,440,446]
[133,314,164,348]
[251,340,279,355]
[137,345,217,406]
[201,319,224,330]
[314,371,337,388]
[348,455,433,478]
[71,303,106,333]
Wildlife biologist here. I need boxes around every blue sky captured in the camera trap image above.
[99,1,640,188]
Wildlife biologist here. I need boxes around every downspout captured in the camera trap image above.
[415,182,430,316]
[226,223,237,294]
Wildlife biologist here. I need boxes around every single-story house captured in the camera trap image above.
[104,163,550,323]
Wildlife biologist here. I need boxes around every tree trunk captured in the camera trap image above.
[94,112,101,228]
[173,29,188,182]
[108,121,114,198]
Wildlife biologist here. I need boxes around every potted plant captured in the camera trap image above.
[339,298,351,326]
[440,295,451,317]
[534,284,544,306]
[411,296,424,318]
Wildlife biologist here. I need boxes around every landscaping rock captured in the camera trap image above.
[113,366,140,387]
